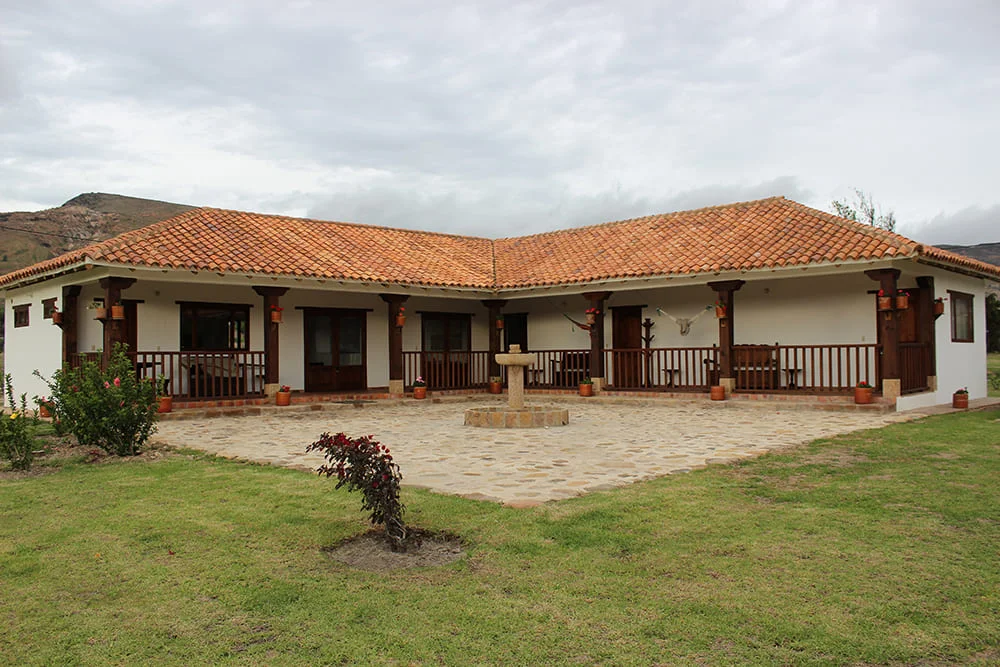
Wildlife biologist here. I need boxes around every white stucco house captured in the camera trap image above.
[2,197,997,411]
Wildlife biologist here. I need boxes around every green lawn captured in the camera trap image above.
[2,412,1000,665]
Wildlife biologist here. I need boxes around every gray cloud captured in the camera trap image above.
[0,0,998,246]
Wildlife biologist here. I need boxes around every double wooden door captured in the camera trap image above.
[303,309,366,392]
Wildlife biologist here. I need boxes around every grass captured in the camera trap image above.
[2,413,1000,665]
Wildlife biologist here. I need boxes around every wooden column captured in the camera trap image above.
[380,294,409,394]
[865,269,901,385]
[582,291,612,383]
[917,276,937,387]
[99,277,136,362]
[707,280,745,388]
[481,299,507,378]
[61,285,82,364]
[253,286,288,386]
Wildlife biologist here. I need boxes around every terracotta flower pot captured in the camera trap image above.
[111,305,126,320]
[952,392,969,409]
[854,387,873,405]
[94,307,107,320]
[51,311,63,325]
[895,294,909,310]
[585,313,596,325]
[877,296,892,312]
[395,315,406,327]
[489,381,503,394]
[933,301,945,316]
[413,386,427,399]
[38,404,52,418]
[276,391,291,406]
[715,306,726,319]
[710,385,726,401]
[496,319,504,330]
[579,383,594,397]
[271,310,283,324]
[157,396,173,414]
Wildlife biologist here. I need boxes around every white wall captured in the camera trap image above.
[2,280,70,407]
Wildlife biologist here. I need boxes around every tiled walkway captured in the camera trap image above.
[155,397,916,506]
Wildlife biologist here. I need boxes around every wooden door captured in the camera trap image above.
[612,306,643,387]
[503,313,528,352]
[304,309,366,392]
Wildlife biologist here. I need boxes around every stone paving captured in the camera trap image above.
[154,397,917,506]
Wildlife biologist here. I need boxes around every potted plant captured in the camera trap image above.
[713,300,727,318]
[156,377,173,414]
[89,301,107,320]
[952,387,969,409]
[270,305,284,323]
[579,377,594,397]
[585,307,600,325]
[895,290,910,310]
[111,301,126,320]
[395,306,406,328]
[933,297,945,316]
[876,289,892,312]
[34,396,55,418]
[276,384,292,406]
[710,385,726,400]
[412,376,427,400]
[488,375,503,394]
[496,314,504,330]
[854,380,874,405]
[51,310,63,325]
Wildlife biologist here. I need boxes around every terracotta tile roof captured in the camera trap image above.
[0,208,496,289]
[493,197,1000,287]
[2,197,998,290]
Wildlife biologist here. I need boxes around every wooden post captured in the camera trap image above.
[253,286,288,386]
[481,299,507,378]
[865,269,901,398]
[707,280,745,392]
[916,276,937,388]
[380,294,409,394]
[61,285,82,364]
[641,317,655,388]
[582,291,612,387]
[99,277,136,363]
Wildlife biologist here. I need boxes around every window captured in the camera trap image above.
[949,291,974,342]
[42,298,57,319]
[13,304,29,328]
[179,302,250,351]
[421,313,471,355]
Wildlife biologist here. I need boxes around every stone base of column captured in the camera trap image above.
[591,377,605,393]
[720,377,736,397]
[927,375,938,392]
[882,378,901,403]
[388,379,404,396]
[264,383,281,398]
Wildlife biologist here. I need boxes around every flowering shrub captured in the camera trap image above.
[1,374,40,470]
[36,344,158,456]
[856,381,872,389]
[279,385,291,393]
[585,307,600,315]
[306,432,407,551]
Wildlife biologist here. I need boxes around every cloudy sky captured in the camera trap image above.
[1,1,997,244]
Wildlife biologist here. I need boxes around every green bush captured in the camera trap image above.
[36,344,159,456]
[1,374,40,470]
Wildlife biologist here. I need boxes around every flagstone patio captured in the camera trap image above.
[154,397,916,506]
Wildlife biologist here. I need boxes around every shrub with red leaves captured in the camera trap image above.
[306,432,407,551]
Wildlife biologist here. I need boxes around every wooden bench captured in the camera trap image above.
[733,345,779,390]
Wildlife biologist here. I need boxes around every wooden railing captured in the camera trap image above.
[402,351,492,390]
[900,342,930,394]
[602,347,718,391]
[525,349,592,388]
[731,344,880,393]
[69,350,267,400]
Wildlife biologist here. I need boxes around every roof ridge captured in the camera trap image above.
[495,196,787,242]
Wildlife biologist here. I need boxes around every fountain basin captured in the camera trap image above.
[464,406,569,428]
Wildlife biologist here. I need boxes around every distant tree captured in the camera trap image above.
[831,189,897,232]
[987,293,999,353]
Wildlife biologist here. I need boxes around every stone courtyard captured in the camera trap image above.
[155,397,915,506]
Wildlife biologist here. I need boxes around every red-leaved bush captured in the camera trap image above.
[306,432,407,551]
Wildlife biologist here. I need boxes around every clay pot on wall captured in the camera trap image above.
[51,311,63,325]
[271,310,283,324]
[585,313,596,325]
[111,304,126,320]
[715,306,726,319]
[395,314,406,327]
[895,294,909,310]
[933,300,945,316]
[877,296,892,312]
[710,385,726,401]
[94,307,108,320]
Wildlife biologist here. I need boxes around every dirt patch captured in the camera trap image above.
[0,435,177,479]
[324,528,466,571]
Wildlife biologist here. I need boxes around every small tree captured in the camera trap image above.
[831,188,897,232]
[0,374,41,470]
[307,432,407,551]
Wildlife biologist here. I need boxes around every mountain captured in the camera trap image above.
[0,193,193,275]
[937,242,1000,269]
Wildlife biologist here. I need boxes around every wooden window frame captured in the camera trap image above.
[948,290,974,343]
[419,312,472,353]
[178,301,252,351]
[42,298,57,319]
[13,304,30,328]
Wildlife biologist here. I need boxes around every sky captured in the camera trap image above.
[1,0,998,245]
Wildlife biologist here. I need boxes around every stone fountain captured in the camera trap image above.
[464,344,569,428]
